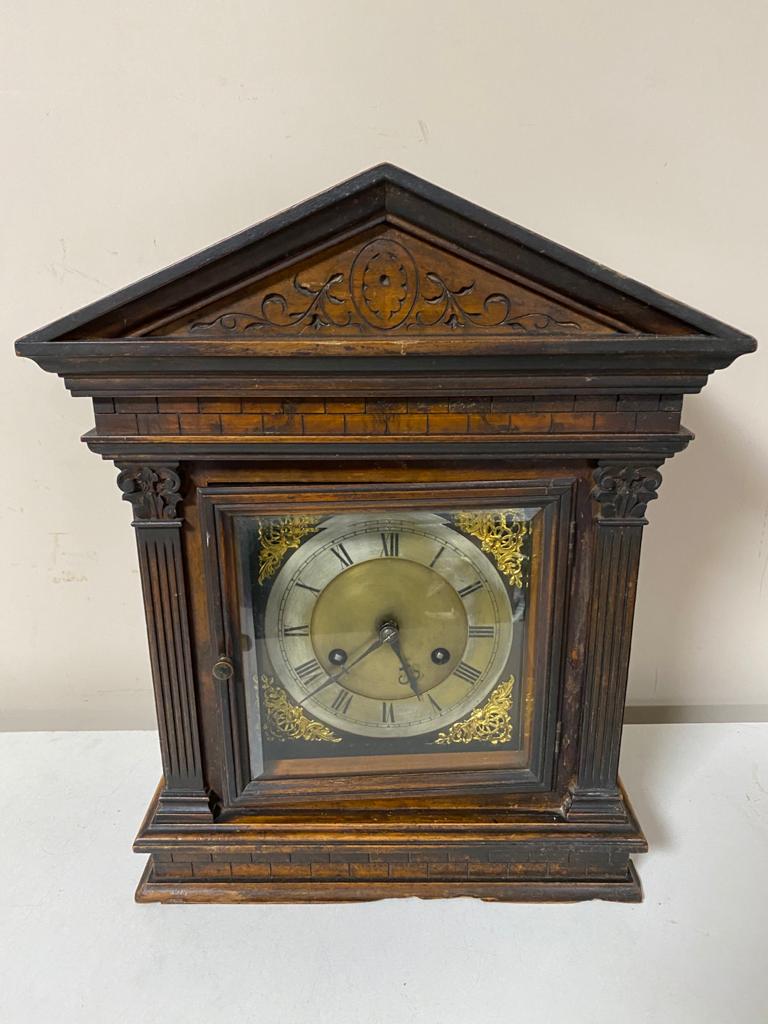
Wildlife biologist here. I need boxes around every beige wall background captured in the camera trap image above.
[1,1,766,729]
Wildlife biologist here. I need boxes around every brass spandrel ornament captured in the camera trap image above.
[454,510,528,588]
[257,515,321,584]
[259,675,341,743]
[434,678,515,746]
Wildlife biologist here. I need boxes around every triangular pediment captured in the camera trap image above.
[16,164,754,364]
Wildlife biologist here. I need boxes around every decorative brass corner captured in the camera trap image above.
[259,675,341,743]
[433,678,515,746]
[257,515,320,584]
[454,510,528,588]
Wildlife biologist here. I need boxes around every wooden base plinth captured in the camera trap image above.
[133,781,646,905]
[135,858,642,904]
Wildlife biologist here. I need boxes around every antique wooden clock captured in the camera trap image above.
[16,166,754,902]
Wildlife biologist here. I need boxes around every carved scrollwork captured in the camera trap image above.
[433,678,515,746]
[187,238,584,337]
[117,464,182,521]
[592,465,663,520]
[191,274,354,333]
[413,272,579,332]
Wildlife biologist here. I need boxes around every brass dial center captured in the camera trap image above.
[310,558,468,701]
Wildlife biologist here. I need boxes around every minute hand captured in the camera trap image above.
[298,635,384,705]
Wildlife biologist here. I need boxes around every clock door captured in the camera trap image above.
[202,477,576,807]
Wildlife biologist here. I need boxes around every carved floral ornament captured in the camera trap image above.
[117,465,183,521]
[592,465,663,520]
[189,238,583,336]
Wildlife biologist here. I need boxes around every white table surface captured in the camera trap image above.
[1,724,766,1023]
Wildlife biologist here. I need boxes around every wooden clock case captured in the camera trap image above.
[16,165,755,903]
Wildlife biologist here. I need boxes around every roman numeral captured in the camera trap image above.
[330,543,354,568]
[331,689,353,714]
[295,581,320,595]
[468,625,495,637]
[282,624,309,636]
[295,658,323,684]
[458,581,483,598]
[381,701,396,723]
[454,661,481,684]
[427,693,442,712]
[429,545,445,568]
[380,532,399,557]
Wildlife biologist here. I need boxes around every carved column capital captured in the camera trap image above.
[591,463,662,522]
[116,464,182,521]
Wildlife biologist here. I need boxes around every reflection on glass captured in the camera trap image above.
[237,508,536,777]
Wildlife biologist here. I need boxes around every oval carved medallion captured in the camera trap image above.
[350,239,417,329]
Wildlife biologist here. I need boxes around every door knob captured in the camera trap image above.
[212,656,234,682]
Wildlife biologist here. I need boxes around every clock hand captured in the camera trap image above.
[383,629,422,699]
[297,633,385,704]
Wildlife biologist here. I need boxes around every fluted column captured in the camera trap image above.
[117,464,212,824]
[568,463,662,821]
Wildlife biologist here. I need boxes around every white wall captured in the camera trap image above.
[2,0,766,728]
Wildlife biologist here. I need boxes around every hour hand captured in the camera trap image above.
[384,630,421,698]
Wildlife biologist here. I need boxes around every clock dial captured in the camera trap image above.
[263,513,513,738]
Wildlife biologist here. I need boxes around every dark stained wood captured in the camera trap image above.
[116,464,212,824]
[94,394,683,437]
[568,464,663,821]
[14,166,755,903]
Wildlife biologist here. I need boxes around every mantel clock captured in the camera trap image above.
[16,166,755,902]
